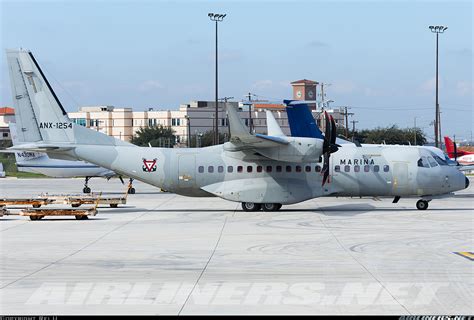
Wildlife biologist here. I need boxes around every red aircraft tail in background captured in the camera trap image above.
[444,136,474,159]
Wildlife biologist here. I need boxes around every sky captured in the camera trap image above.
[1,0,472,141]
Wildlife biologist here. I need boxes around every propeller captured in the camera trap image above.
[453,141,458,161]
[321,112,341,186]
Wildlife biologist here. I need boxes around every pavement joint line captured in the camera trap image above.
[0,221,30,232]
[178,210,232,315]
[0,194,176,290]
[316,202,412,315]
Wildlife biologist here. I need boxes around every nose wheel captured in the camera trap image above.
[416,199,429,210]
[83,177,91,193]
[127,178,135,194]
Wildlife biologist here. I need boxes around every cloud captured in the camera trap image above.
[456,81,474,96]
[418,77,444,94]
[138,80,164,92]
[307,40,329,48]
[331,80,357,94]
[252,80,274,90]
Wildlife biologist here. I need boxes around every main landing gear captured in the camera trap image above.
[241,202,282,212]
[416,199,430,210]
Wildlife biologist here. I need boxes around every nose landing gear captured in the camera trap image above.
[83,177,91,193]
[416,199,430,210]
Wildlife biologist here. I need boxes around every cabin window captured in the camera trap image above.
[227,166,233,173]
[208,166,214,173]
[373,165,380,172]
[218,166,224,173]
[296,165,302,172]
[418,157,430,168]
[428,157,438,167]
[383,165,390,172]
[257,165,263,173]
[318,156,323,163]
[354,165,360,172]
[344,165,350,172]
[305,165,311,172]
[335,165,341,172]
[237,166,243,173]
[247,166,253,173]
[276,165,282,172]
[286,165,292,172]
[364,165,370,172]
[198,166,204,173]
[266,165,273,172]
[315,165,321,172]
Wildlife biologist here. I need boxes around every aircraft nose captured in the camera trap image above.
[466,176,470,189]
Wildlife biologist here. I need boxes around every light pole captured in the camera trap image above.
[184,115,191,147]
[208,13,226,145]
[429,25,448,148]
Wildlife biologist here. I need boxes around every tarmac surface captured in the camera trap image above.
[1,177,473,315]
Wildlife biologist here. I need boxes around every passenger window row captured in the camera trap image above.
[198,164,389,174]
[334,164,389,173]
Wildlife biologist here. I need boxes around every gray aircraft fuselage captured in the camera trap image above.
[72,142,467,205]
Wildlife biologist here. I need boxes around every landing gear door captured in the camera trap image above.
[178,155,196,188]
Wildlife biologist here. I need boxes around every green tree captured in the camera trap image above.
[353,125,426,145]
[131,125,176,148]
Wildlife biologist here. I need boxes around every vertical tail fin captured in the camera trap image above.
[444,136,455,157]
[284,100,324,139]
[6,49,129,147]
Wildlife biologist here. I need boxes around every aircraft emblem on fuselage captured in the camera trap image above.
[142,158,157,172]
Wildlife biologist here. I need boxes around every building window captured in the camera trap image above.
[266,165,272,172]
[208,166,214,173]
[344,165,350,172]
[257,165,263,173]
[374,165,380,172]
[335,165,341,172]
[354,165,360,172]
[305,165,311,172]
[227,166,233,173]
[218,166,224,173]
[198,166,204,173]
[237,166,243,173]
[383,165,390,172]
[247,166,253,173]
[286,165,292,172]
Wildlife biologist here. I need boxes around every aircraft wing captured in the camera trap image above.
[224,104,289,152]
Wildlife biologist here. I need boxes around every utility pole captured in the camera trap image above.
[342,106,354,138]
[351,120,358,141]
[218,96,233,143]
[429,25,448,148]
[184,115,191,147]
[245,92,254,134]
[414,116,417,145]
[208,13,226,145]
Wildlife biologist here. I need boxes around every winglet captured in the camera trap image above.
[226,104,250,138]
[266,110,285,137]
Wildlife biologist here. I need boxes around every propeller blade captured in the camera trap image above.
[321,153,330,186]
[330,115,337,145]
[454,141,458,161]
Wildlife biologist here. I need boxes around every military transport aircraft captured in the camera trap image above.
[5,49,469,211]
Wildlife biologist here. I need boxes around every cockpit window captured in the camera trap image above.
[417,157,430,168]
[433,155,448,166]
[428,156,438,167]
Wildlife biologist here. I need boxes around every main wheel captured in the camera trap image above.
[262,203,282,211]
[241,202,262,212]
[128,188,136,194]
[416,200,429,210]
[83,187,91,193]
